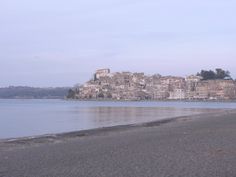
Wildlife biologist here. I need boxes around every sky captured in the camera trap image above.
[0,0,236,87]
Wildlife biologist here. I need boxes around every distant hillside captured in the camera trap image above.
[0,86,70,99]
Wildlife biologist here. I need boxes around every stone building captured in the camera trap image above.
[186,75,202,99]
[71,69,236,101]
[194,80,236,100]
[94,69,110,80]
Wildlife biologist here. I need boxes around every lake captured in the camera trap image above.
[1,99,236,139]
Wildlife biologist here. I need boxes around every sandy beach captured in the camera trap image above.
[1,110,236,177]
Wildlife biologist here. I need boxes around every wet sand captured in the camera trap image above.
[1,110,236,177]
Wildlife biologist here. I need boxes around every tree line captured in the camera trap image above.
[0,86,70,99]
[197,68,232,80]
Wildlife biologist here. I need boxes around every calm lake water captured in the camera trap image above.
[1,99,236,139]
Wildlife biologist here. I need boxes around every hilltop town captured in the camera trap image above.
[68,69,236,101]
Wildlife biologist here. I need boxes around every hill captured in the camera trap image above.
[0,86,70,99]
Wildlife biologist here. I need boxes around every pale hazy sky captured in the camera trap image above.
[0,0,236,87]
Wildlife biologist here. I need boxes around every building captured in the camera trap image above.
[72,69,236,101]
[94,69,110,80]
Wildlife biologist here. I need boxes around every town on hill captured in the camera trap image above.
[67,68,236,101]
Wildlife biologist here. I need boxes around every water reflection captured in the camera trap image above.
[0,99,231,139]
[78,107,211,128]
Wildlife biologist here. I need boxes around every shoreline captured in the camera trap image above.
[0,109,233,146]
[1,109,236,177]
[2,98,236,103]
[65,98,236,102]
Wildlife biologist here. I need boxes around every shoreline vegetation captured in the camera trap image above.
[0,86,70,99]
